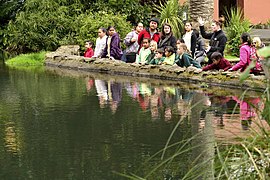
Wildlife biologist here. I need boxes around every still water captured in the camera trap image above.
[0,61,265,179]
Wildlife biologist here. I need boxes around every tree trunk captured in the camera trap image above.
[189,0,214,26]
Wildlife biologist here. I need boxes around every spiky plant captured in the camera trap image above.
[154,0,185,38]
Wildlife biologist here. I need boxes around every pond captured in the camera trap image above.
[0,60,266,179]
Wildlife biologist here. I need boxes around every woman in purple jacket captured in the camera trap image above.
[230,33,251,72]
[101,26,123,60]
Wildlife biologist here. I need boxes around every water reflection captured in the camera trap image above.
[0,66,269,179]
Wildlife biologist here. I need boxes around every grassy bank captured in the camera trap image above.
[5,51,46,66]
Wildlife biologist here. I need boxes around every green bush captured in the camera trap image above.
[3,0,136,54]
[73,11,132,52]
[225,8,251,57]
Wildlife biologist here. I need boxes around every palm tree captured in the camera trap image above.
[189,0,214,25]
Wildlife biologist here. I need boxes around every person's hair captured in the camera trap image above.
[179,43,190,54]
[150,40,158,50]
[99,28,107,33]
[85,40,93,46]
[156,48,164,54]
[241,32,252,46]
[212,15,225,28]
[210,52,223,60]
[184,21,193,26]
[161,23,173,37]
[177,38,185,44]
[142,38,151,44]
[252,37,262,48]
[165,46,174,54]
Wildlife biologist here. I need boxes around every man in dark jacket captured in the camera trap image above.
[198,17,227,64]
[137,17,160,52]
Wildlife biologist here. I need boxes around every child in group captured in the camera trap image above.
[161,46,175,65]
[202,52,232,71]
[149,48,165,65]
[146,40,158,64]
[175,43,201,68]
[135,38,151,64]
[84,40,94,58]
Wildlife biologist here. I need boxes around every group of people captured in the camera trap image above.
[84,17,265,73]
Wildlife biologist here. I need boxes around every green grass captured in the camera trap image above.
[5,51,46,66]
[224,55,239,62]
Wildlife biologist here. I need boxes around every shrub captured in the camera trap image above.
[73,11,132,51]
[225,8,251,57]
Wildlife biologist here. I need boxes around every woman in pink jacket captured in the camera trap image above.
[230,33,251,72]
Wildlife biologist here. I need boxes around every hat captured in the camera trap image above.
[150,17,159,25]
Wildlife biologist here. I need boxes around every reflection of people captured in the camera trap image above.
[86,77,94,93]
[232,96,261,130]
[108,81,122,114]
[95,80,108,108]
[150,87,163,120]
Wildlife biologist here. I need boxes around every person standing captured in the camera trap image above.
[93,28,107,58]
[123,23,144,63]
[137,17,160,52]
[198,16,227,64]
[101,26,123,60]
[158,23,177,52]
[182,21,197,57]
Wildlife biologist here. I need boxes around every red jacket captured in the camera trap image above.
[84,48,94,58]
[138,28,160,49]
[202,57,232,71]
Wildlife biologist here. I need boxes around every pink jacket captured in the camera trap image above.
[231,44,251,72]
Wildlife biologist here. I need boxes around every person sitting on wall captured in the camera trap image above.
[93,28,107,58]
[202,52,232,71]
[148,48,165,65]
[161,46,175,66]
[193,29,206,66]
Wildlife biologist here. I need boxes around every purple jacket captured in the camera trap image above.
[101,32,123,60]
[231,44,251,72]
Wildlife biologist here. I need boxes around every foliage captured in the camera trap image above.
[91,0,152,26]
[258,46,270,58]
[74,11,132,51]
[225,8,251,57]
[154,0,186,38]
[3,0,132,54]
[5,51,46,66]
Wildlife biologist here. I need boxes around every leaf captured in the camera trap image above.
[239,60,256,82]
[257,46,270,58]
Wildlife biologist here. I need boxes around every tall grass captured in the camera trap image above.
[5,51,46,66]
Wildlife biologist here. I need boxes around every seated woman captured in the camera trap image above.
[161,46,175,65]
[175,43,201,68]
[202,52,232,71]
[135,38,151,64]
[101,26,123,60]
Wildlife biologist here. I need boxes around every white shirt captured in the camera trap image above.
[93,35,107,57]
[183,31,192,52]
